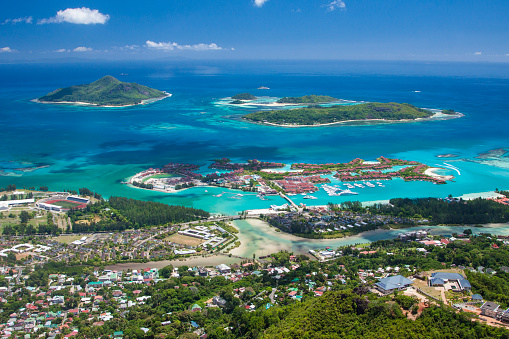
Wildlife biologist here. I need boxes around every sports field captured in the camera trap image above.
[166,233,204,246]
[48,200,82,209]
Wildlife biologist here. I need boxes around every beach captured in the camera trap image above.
[33,92,171,108]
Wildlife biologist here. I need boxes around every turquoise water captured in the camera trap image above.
[232,219,509,257]
[1,60,509,214]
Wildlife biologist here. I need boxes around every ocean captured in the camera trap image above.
[1,59,509,214]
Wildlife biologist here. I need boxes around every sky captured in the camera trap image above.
[1,0,509,62]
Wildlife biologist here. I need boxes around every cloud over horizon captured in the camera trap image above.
[324,0,346,11]
[38,8,110,25]
[254,0,269,7]
[2,16,33,25]
[145,41,224,51]
[73,47,93,52]
[0,47,14,53]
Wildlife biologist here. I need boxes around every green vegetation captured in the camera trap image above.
[244,102,433,126]
[465,271,509,308]
[442,109,457,115]
[276,94,338,104]
[229,100,245,104]
[69,196,209,232]
[259,290,507,338]
[38,75,168,106]
[231,93,257,100]
[367,197,509,224]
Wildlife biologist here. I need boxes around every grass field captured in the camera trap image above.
[51,200,81,209]
[53,234,83,244]
[166,233,204,246]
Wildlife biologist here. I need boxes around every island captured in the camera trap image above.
[36,75,170,107]
[276,94,338,104]
[231,93,257,100]
[243,102,435,126]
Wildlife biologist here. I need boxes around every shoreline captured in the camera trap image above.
[424,167,455,181]
[32,92,171,108]
[244,112,464,128]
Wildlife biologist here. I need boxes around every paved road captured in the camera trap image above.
[269,288,277,304]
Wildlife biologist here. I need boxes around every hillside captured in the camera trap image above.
[38,75,168,106]
[244,102,434,126]
[277,94,338,104]
[258,290,508,338]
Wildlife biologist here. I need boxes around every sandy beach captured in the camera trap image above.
[424,167,455,181]
[33,92,171,108]
[245,111,463,128]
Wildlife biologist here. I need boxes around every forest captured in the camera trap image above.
[367,197,509,224]
[69,196,209,232]
[276,95,338,103]
[38,76,167,106]
[243,102,433,125]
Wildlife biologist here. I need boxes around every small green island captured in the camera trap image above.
[276,94,338,104]
[36,75,170,107]
[243,102,436,126]
[231,93,257,100]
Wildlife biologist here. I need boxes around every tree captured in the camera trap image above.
[19,210,30,224]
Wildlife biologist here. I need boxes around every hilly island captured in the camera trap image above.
[243,102,440,126]
[36,75,169,107]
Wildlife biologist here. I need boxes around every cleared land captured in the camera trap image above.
[53,234,84,244]
[166,233,205,246]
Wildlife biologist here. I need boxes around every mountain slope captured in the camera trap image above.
[38,75,168,106]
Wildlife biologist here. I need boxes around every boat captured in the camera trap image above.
[365,182,375,188]
[204,190,208,192]
[303,195,318,199]
[235,193,244,197]
[337,189,359,196]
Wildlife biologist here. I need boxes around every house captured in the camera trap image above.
[481,301,501,319]
[375,275,414,295]
[216,264,231,274]
[472,294,483,302]
[212,296,226,307]
[428,272,471,291]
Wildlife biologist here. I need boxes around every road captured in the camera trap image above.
[269,288,277,304]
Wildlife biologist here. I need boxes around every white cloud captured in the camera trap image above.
[474,52,482,55]
[73,47,93,52]
[145,40,224,51]
[254,0,269,7]
[54,48,69,53]
[122,45,139,50]
[324,0,346,11]
[0,47,14,53]
[2,16,33,25]
[38,7,110,25]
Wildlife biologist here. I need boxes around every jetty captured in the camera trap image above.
[279,192,299,209]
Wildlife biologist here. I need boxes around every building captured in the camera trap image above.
[481,301,501,318]
[216,264,231,274]
[428,272,471,291]
[375,275,414,295]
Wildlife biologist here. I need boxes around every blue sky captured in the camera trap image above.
[1,0,509,61]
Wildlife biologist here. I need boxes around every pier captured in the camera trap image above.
[279,192,299,209]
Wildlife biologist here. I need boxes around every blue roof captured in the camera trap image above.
[376,275,414,291]
[430,272,471,289]
[472,294,483,300]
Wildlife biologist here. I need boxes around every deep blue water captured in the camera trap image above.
[0,60,508,214]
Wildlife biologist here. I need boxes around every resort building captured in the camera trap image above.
[375,275,414,295]
[428,272,471,291]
